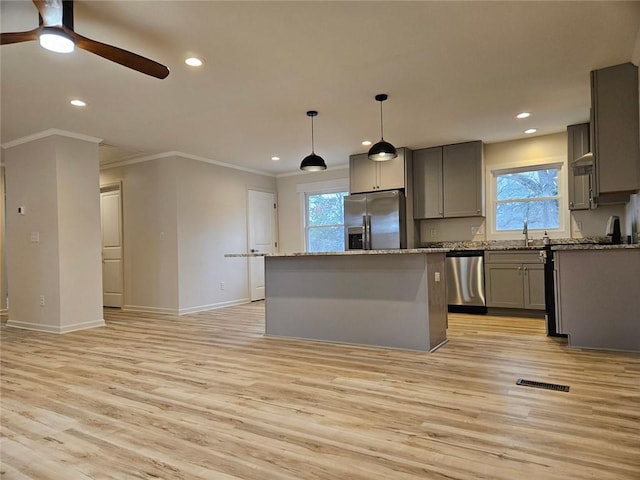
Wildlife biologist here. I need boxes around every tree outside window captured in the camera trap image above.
[495,167,560,230]
[306,191,348,252]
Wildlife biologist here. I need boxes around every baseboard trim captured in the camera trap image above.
[179,298,251,315]
[6,318,106,334]
[121,299,252,316]
[122,305,179,315]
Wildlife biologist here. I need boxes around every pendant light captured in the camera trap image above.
[300,110,327,171]
[368,93,397,161]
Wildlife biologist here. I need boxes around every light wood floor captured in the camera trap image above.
[1,303,639,480]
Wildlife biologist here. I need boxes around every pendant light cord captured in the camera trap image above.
[310,115,315,153]
[379,100,384,140]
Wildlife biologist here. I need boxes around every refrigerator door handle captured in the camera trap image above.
[362,215,371,250]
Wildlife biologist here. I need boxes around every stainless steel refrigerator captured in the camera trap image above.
[344,190,406,250]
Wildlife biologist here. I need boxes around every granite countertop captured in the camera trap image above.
[225,248,449,258]
[551,244,640,251]
[420,238,634,251]
[225,238,640,257]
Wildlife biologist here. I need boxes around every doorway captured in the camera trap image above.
[100,183,123,308]
[247,189,277,301]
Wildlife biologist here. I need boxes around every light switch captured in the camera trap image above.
[30,231,40,243]
[18,206,26,215]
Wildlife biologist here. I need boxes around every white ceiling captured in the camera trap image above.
[2,1,640,175]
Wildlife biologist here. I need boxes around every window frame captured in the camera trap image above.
[296,178,349,252]
[486,157,569,240]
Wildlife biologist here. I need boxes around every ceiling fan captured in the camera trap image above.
[1,0,169,79]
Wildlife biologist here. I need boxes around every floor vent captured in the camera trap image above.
[516,378,569,392]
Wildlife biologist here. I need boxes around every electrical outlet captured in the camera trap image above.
[471,226,479,235]
[219,281,225,291]
[434,272,441,282]
[575,221,583,232]
[429,228,437,238]
[39,295,45,306]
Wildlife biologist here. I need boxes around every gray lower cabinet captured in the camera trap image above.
[413,141,483,219]
[567,123,592,210]
[485,251,545,310]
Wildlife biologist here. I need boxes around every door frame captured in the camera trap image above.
[247,188,278,301]
[100,181,124,308]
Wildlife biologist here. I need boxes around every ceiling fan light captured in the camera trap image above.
[368,140,397,161]
[300,153,327,171]
[39,28,75,53]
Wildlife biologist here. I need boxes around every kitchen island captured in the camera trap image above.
[259,249,448,352]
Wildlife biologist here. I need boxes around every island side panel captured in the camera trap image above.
[426,253,447,350]
[265,253,440,351]
[555,249,640,352]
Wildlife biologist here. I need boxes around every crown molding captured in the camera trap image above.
[1,129,103,149]
[100,150,275,177]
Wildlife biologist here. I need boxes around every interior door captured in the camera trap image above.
[248,190,277,301]
[100,185,123,307]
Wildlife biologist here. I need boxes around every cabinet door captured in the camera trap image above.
[377,149,406,191]
[523,263,545,310]
[593,63,640,194]
[443,141,483,217]
[349,153,378,194]
[485,263,524,308]
[567,123,591,210]
[413,147,443,219]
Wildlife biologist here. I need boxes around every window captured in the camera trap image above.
[305,191,348,252]
[493,165,561,231]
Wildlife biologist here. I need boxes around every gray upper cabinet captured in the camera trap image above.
[567,123,591,210]
[443,141,483,217]
[413,141,484,219]
[349,148,407,194]
[591,63,640,196]
[412,147,443,218]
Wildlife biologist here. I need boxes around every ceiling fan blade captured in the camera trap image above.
[66,27,170,79]
[33,0,63,27]
[0,28,41,45]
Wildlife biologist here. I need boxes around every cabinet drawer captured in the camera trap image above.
[485,250,543,264]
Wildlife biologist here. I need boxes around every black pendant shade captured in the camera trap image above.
[300,110,327,171]
[368,93,397,161]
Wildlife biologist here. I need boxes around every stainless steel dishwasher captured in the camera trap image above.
[446,250,487,314]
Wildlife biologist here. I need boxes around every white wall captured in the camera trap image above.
[175,156,276,313]
[5,134,104,332]
[101,158,180,313]
[6,137,62,329]
[56,137,104,330]
[276,167,349,252]
[100,155,276,314]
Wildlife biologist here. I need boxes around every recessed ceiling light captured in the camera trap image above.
[70,99,87,107]
[362,140,372,146]
[271,156,280,161]
[185,57,203,67]
[516,112,531,119]
[524,128,537,134]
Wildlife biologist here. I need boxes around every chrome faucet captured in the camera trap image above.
[523,219,529,246]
